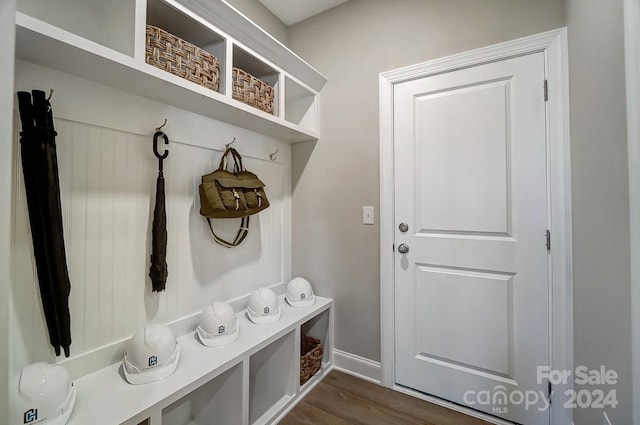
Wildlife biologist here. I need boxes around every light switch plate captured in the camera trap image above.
[363,206,374,225]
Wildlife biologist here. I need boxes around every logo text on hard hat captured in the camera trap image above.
[301,293,306,300]
[218,325,225,334]
[264,307,270,314]
[23,408,38,424]
[149,356,158,367]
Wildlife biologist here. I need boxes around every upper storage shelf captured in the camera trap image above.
[14,0,325,143]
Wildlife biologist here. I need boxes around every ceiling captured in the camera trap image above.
[258,0,350,26]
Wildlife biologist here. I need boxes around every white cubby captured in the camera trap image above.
[284,76,317,132]
[301,308,331,367]
[233,44,280,116]
[162,364,243,425]
[249,332,295,425]
[64,297,333,425]
[299,308,332,390]
[14,0,324,142]
[146,0,227,94]
[17,0,136,56]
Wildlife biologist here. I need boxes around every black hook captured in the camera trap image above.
[153,131,169,174]
[225,137,236,149]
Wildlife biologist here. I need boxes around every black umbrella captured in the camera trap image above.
[17,90,72,357]
[149,131,169,292]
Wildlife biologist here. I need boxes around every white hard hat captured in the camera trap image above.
[246,287,281,324]
[122,324,180,385]
[14,362,76,425]
[196,302,239,347]
[285,277,315,308]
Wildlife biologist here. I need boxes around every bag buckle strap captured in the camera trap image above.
[255,189,262,208]
[232,188,240,210]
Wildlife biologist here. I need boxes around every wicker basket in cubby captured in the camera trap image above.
[300,335,323,385]
[232,67,275,114]
[145,25,220,92]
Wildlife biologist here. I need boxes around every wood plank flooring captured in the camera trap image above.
[280,370,493,425]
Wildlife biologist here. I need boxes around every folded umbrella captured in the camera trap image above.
[17,90,72,357]
[149,131,169,292]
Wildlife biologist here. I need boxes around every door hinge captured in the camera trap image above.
[392,243,395,252]
[546,230,551,251]
[548,381,553,405]
[544,80,549,101]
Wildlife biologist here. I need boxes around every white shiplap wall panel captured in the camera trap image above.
[11,111,289,375]
[11,60,291,378]
[12,135,51,367]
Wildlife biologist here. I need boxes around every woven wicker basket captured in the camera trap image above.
[300,335,323,385]
[232,67,275,114]
[145,25,219,92]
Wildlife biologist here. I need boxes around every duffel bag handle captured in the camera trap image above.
[219,147,244,173]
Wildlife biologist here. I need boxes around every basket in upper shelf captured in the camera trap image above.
[232,67,275,115]
[145,25,220,92]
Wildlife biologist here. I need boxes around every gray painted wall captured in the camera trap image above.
[226,0,288,44]
[288,0,633,422]
[287,0,565,362]
[566,0,632,423]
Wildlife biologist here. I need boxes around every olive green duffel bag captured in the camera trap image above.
[199,146,269,247]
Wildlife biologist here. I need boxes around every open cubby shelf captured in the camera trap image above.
[15,0,324,142]
[66,296,333,425]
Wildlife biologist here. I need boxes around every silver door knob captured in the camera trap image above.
[397,244,409,254]
[399,223,409,232]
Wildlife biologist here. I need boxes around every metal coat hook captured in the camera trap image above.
[225,137,236,149]
[269,148,278,161]
[156,118,168,133]
[153,130,169,175]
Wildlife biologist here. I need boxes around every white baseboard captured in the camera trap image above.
[331,349,381,384]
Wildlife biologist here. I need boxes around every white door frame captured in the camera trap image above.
[379,28,572,425]
[625,0,640,422]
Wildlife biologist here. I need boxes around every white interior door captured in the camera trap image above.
[394,52,550,425]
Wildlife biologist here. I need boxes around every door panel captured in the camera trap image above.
[416,266,512,377]
[394,52,549,425]
[415,80,510,235]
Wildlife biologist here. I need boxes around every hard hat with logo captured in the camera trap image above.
[196,302,239,347]
[14,362,76,425]
[246,287,281,324]
[285,277,315,308]
[122,323,180,385]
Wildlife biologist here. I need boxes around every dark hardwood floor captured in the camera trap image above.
[280,370,492,425]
